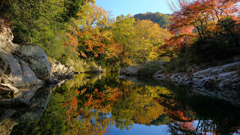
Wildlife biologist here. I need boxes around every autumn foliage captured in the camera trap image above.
[161,0,240,52]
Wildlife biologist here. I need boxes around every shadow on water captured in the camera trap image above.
[7,73,240,135]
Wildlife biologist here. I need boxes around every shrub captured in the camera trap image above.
[65,58,89,73]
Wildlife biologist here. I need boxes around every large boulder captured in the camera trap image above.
[14,46,51,80]
[120,66,142,76]
[91,67,105,73]
[0,49,42,87]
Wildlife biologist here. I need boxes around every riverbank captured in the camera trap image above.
[153,61,240,89]
[120,60,240,89]
[0,22,108,104]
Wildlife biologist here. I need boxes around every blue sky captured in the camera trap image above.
[95,0,172,19]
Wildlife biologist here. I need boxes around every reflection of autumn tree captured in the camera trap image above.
[11,85,117,135]
[154,84,197,134]
[168,122,196,135]
[112,84,169,126]
[75,87,121,135]
[14,74,240,135]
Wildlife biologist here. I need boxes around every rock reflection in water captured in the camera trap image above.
[158,81,240,134]
[0,86,53,135]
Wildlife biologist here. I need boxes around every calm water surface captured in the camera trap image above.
[11,73,240,135]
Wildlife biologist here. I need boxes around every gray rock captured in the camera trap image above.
[218,71,236,80]
[193,62,240,78]
[14,46,51,80]
[120,66,142,76]
[153,70,163,78]
[146,60,164,66]
[192,62,240,88]
[91,67,105,73]
[19,60,43,86]
[185,80,193,85]
[50,60,75,81]
[156,74,166,80]
[0,49,42,87]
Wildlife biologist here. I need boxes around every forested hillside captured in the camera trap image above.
[134,12,172,29]
[0,0,171,73]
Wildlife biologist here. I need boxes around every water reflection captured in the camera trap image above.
[0,86,53,135]
[11,73,240,135]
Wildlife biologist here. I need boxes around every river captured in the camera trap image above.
[8,73,240,134]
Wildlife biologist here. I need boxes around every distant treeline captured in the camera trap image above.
[134,12,172,29]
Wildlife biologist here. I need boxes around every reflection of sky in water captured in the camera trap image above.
[106,124,170,135]
[106,120,240,135]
